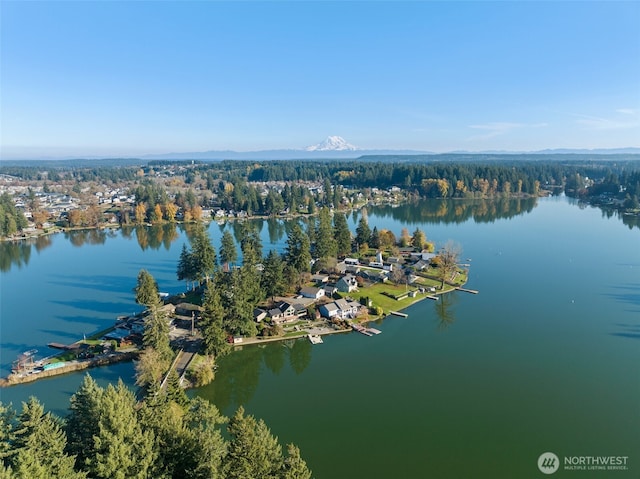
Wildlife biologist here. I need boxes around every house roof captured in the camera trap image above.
[334,298,350,310]
[300,286,322,296]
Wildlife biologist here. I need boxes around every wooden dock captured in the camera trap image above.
[426,295,439,301]
[455,287,479,294]
[352,324,373,336]
[308,334,323,344]
[389,311,408,318]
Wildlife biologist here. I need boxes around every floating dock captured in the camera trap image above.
[389,311,408,318]
[455,287,479,294]
[308,334,323,344]
[426,295,439,301]
[352,324,372,336]
[351,324,382,336]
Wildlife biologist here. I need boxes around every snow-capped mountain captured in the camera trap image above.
[305,136,358,151]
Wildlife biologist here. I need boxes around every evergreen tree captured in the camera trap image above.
[333,213,352,256]
[315,207,337,259]
[281,444,312,479]
[177,243,196,290]
[261,250,285,302]
[370,226,380,249]
[219,230,237,267]
[86,381,155,479]
[191,225,216,285]
[219,269,257,337]
[411,228,427,250]
[11,398,83,479]
[142,313,172,362]
[165,369,189,408]
[182,398,227,479]
[134,269,160,310]
[355,216,371,248]
[199,281,231,357]
[225,406,284,479]
[240,228,262,266]
[0,403,14,463]
[284,224,311,273]
[65,374,103,467]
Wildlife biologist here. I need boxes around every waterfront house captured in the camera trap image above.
[336,274,358,293]
[319,299,361,319]
[268,301,302,324]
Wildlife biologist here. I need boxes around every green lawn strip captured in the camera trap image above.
[283,330,309,338]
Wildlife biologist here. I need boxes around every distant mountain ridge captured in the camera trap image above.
[142,144,640,161]
[305,136,357,151]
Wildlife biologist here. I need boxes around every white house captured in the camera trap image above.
[319,299,361,319]
[336,274,358,293]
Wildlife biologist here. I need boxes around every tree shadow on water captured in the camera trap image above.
[610,322,640,340]
[604,284,640,311]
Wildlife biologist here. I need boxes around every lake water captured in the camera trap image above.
[1,196,638,478]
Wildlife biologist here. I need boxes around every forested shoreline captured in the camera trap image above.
[1,156,639,239]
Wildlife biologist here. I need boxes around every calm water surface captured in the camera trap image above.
[1,197,638,478]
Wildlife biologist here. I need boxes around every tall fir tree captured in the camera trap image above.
[224,406,284,479]
[355,216,371,248]
[190,224,216,285]
[200,280,231,357]
[284,224,311,273]
[134,269,160,310]
[219,230,237,268]
[65,374,104,467]
[86,381,155,479]
[11,398,83,479]
[315,207,337,259]
[261,250,285,303]
[333,212,352,256]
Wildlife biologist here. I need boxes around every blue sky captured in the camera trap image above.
[1,1,639,158]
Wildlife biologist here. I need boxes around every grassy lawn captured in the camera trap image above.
[353,282,422,313]
[283,330,308,338]
[353,267,468,314]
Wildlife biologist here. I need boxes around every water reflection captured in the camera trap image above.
[0,240,40,272]
[267,218,285,243]
[132,224,179,251]
[66,228,109,247]
[368,197,538,225]
[197,337,314,410]
[434,292,458,330]
[288,337,312,374]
